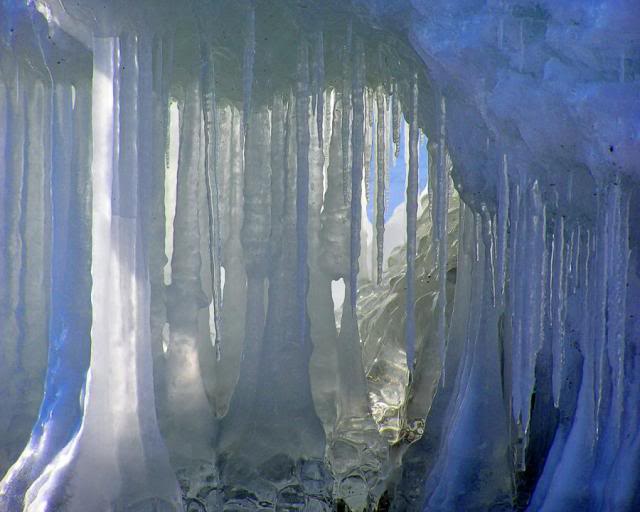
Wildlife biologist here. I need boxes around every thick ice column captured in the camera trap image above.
[24,35,181,512]
[20,79,52,429]
[405,76,419,371]
[422,212,512,512]
[0,81,92,510]
[218,104,272,452]
[164,78,215,463]
[307,85,340,432]
[0,64,26,470]
[215,106,247,416]
[221,90,326,481]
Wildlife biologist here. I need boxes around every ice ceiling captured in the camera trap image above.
[0,0,638,511]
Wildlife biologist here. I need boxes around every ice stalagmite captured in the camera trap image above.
[405,76,419,371]
[24,35,181,512]
[349,37,365,309]
[375,88,386,284]
[434,95,449,373]
[200,42,223,355]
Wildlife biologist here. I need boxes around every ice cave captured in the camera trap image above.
[0,0,638,510]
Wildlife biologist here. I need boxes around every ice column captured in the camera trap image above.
[0,80,92,510]
[164,78,215,464]
[24,35,181,512]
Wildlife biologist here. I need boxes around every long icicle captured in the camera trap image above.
[342,19,353,204]
[315,30,324,148]
[296,41,310,344]
[375,87,386,285]
[392,81,400,160]
[436,94,449,374]
[497,153,509,302]
[405,74,419,371]
[242,1,256,135]
[349,36,365,310]
[200,41,223,356]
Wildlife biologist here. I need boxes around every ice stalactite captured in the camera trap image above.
[314,30,325,148]
[149,37,173,403]
[296,41,310,346]
[242,1,255,136]
[213,105,247,417]
[375,88,386,284]
[342,20,353,205]
[391,81,401,160]
[496,153,509,302]
[510,179,547,460]
[199,42,223,358]
[405,76,419,372]
[434,95,449,376]
[550,200,567,408]
[164,77,215,465]
[349,36,365,310]
[0,79,92,510]
[23,35,181,512]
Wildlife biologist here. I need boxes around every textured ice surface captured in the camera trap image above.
[0,0,638,511]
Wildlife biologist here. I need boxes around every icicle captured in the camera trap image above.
[363,88,373,205]
[435,94,449,372]
[519,180,546,439]
[200,43,223,355]
[242,1,256,135]
[392,81,400,159]
[496,153,509,301]
[296,41,311,343]
[342,20,353,204]
[375,88,386,285]
[551,210,566,407]
[315,30,325,147]
[405,75,419,371]
[349,37,365,310]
